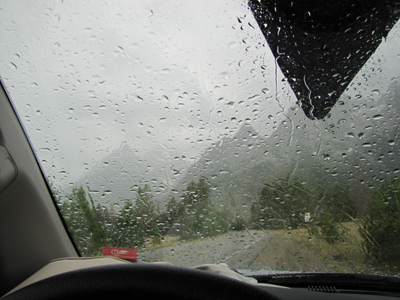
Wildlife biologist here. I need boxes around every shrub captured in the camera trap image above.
[359,178,400,264]
[251,177,317,229]
[309,209,349,244]
[310,186,354,244]
[178,178,229,240]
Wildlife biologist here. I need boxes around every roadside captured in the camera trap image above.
[251,222,372,273]
[139,223,371,273]
[139,230,271,268]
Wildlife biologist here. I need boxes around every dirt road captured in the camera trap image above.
[139,229,336,273]
[139,230,271,268]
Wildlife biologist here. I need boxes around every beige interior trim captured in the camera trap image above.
[2,257,130,297]
[3,257,289,298]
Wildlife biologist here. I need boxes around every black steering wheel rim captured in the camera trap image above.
[3,264,276,300]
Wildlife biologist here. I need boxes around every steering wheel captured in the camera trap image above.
[3,264,276,300]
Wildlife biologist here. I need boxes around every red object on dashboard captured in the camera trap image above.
[102,246,137,262]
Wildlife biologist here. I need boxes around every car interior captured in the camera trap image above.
[1,0,400,299]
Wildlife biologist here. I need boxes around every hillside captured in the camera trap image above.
[179,79,400,211]
[76,79,400,212]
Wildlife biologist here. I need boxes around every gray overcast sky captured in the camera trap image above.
[1,0,400,190]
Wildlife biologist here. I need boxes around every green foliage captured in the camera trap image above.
[112,200,144,248]
[136,184,160,244]
[59,181,225,255]
[227,192,249,231]
[359,178,400,265]
[57,176,369,258]
[308,211,349,244]
[158,196,185,236]
[80,189,107,250]
[61,186,107,256]
[251,177,317,230]
[229,214,247,231]
[60,185,161,254]
[322,186,357,221]
[182,178,211,210]
[310,186,354,244]
[178,178,228,240]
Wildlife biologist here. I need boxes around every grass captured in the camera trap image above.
[142,233,229,251]
[142,235,181,251]
[270,222,373,273]
[142,223,377,273]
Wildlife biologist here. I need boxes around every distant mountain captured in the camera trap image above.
[75,143,185,207]
[77,79,400,212]
[178,79,400,210]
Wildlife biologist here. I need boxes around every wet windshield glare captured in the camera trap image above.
[1,0,400,275]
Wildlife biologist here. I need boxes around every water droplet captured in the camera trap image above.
[328,90,336,97]
[261,88,269,94]
[371,89,380,96]
[372,114,383,120]
[10,62,17,70]
[248,94,259,100]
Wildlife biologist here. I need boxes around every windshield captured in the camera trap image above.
[1,0,400,276]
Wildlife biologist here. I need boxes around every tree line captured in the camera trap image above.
[56,175,400,267]
[58,178,229,256]
[249,175,400,267]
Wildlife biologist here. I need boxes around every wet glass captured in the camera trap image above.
[1,0,400,275]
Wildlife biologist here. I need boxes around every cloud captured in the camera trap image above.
[3,0,399,191]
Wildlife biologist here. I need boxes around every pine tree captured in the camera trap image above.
[179,178,228,239]
[75,186,106,254]
[112,200,144,248]
[159,196,185,235]
[135,184,160,244]
[61,188,92,255]
[251,177,317,229]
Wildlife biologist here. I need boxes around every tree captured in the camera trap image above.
[182,178,211,211]
[158,196,185,235]
[62,192,91,255]
[251,176,317,229]
[76,187,106,253]
[179,178,228,240]
[61,186,106,256]
[311,186,354,244]
[111,200,144,248]
[359,177,400,265]
[135,184,160,244]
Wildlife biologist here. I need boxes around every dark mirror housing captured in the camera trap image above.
[249,0,400,119]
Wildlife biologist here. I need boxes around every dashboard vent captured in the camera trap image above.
[308,285,337,293]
